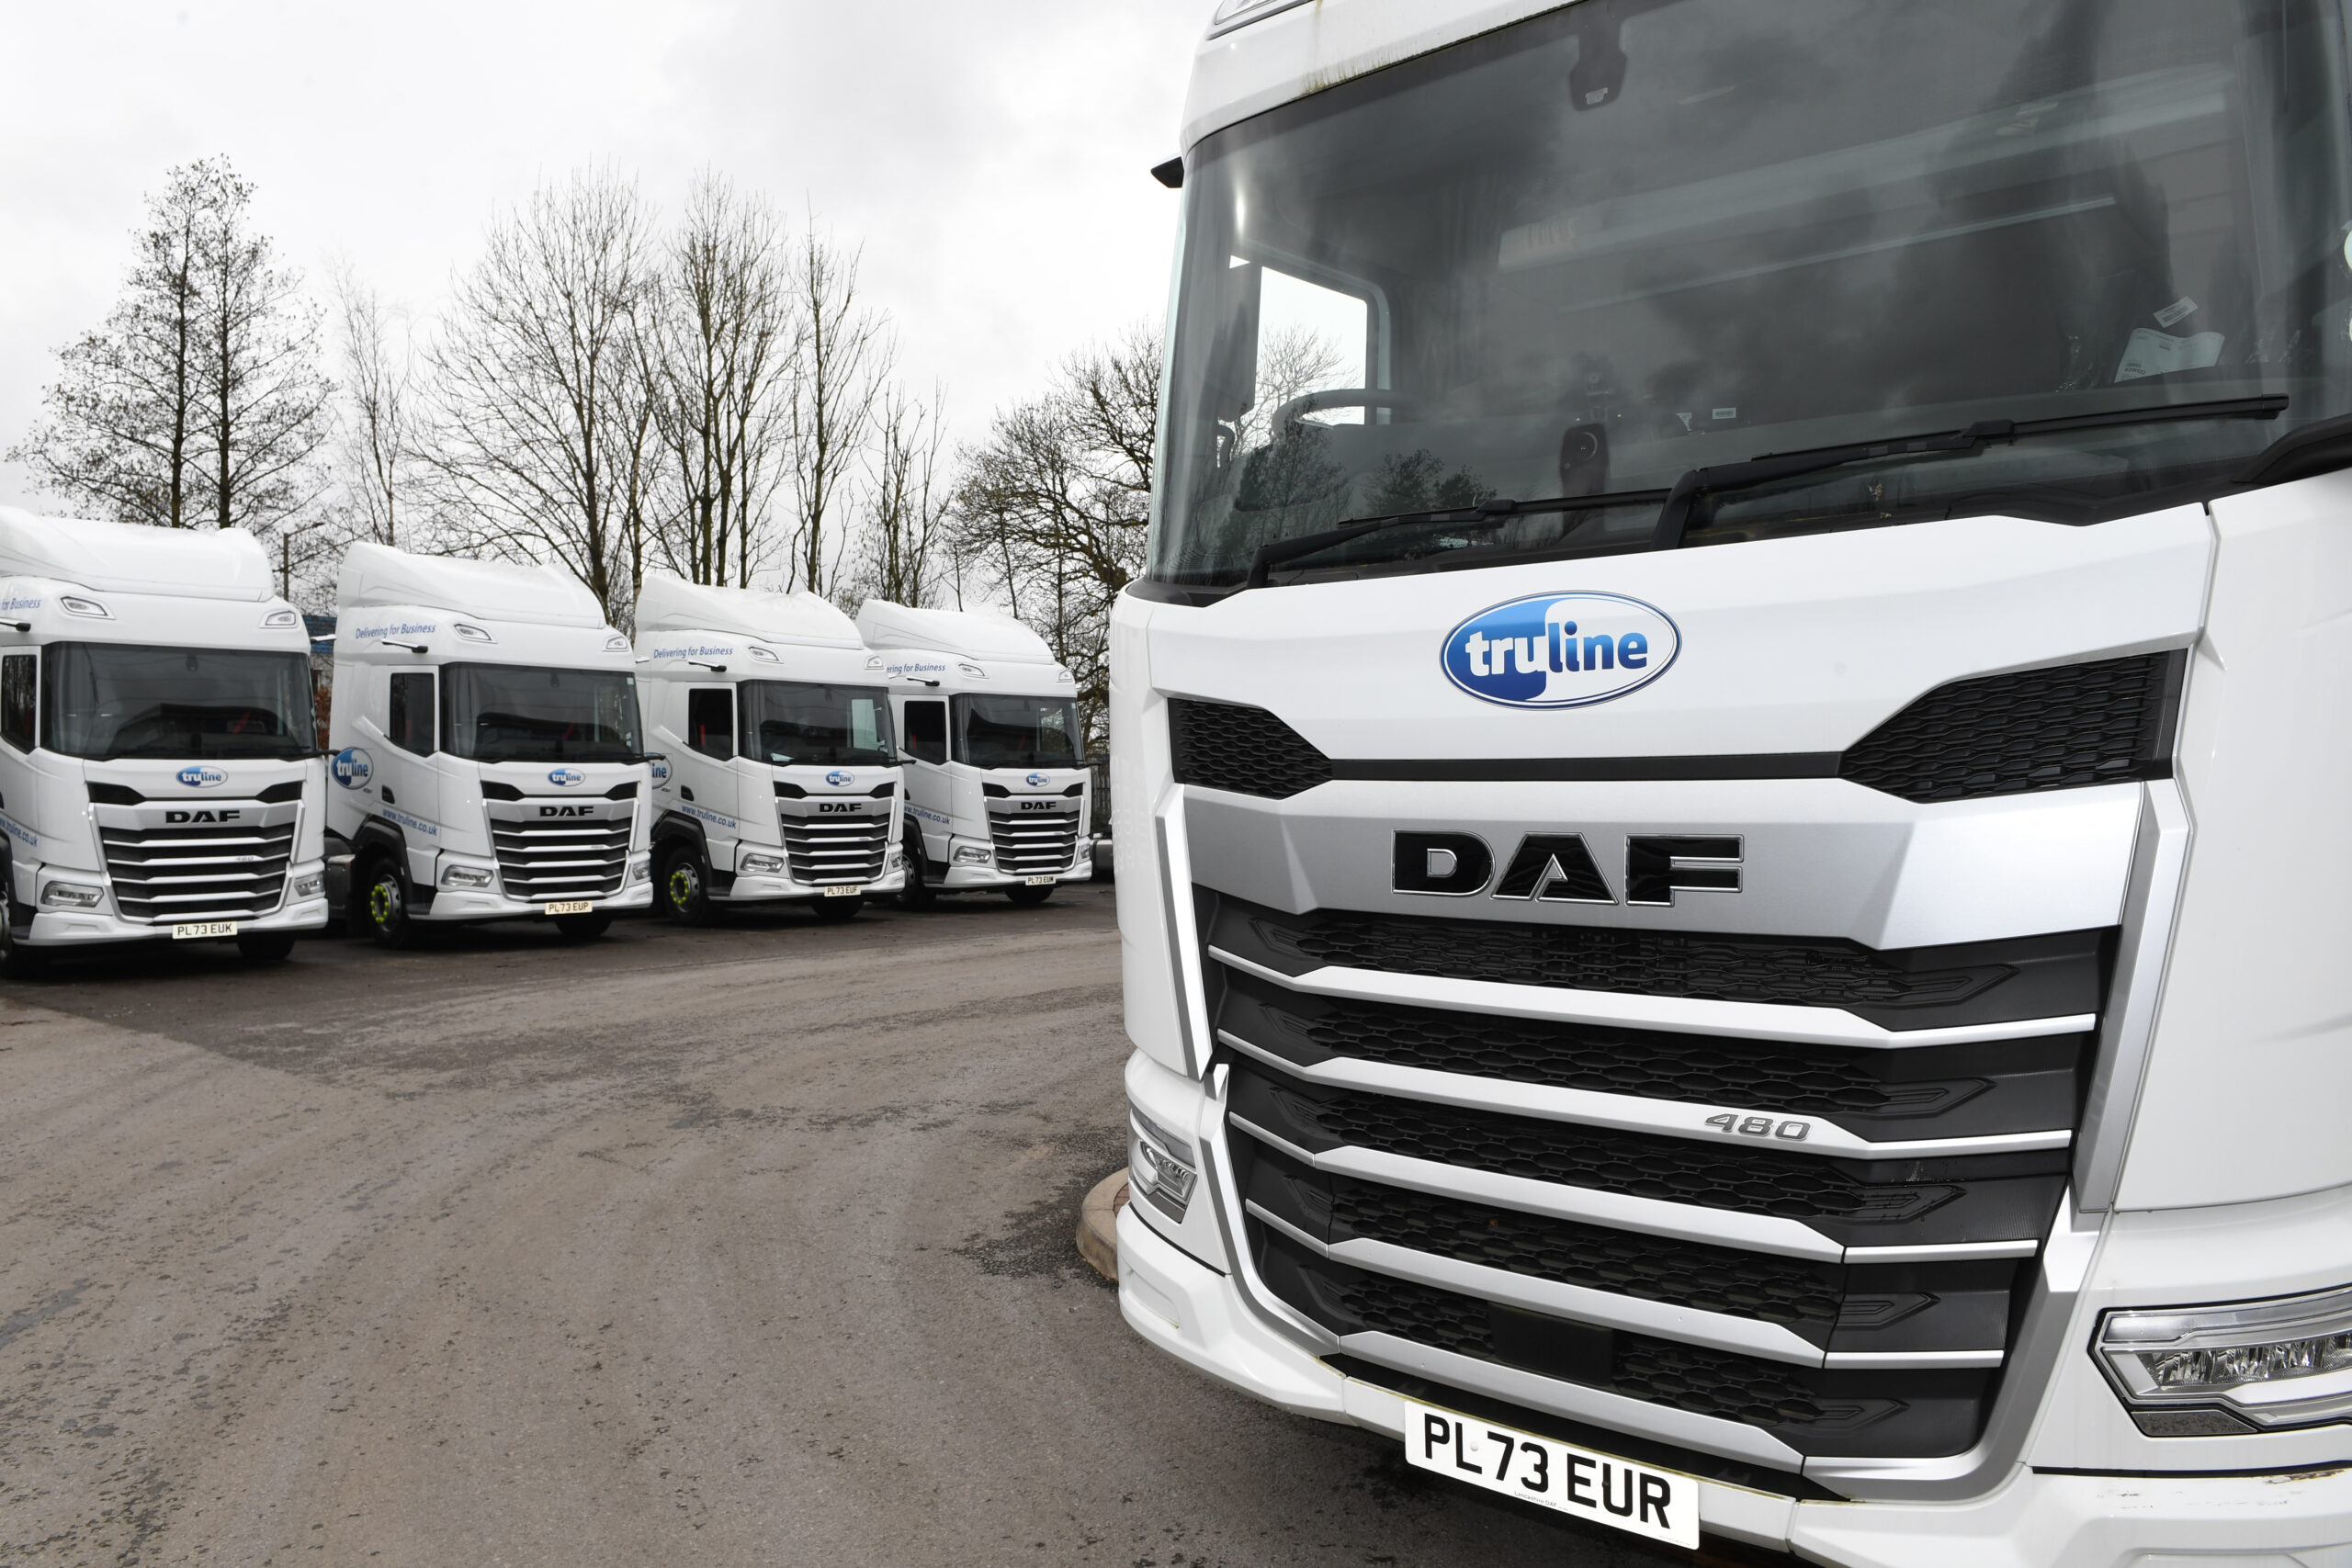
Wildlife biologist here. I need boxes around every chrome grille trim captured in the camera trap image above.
[776,807,889,885]
[485,797,633,902]
[95,799,298,922]
[988,802,1080,875]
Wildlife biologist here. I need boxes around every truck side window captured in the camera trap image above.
[904,701,947,766]
[388,671,435,755]
[0,654,33,753]
[686,688,734,760]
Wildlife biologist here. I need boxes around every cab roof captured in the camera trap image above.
[337,541,608,627]
[0,507,277,603]
[636,572,861,649]
[856,600,1057,665]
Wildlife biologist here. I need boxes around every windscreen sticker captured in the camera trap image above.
[352,620,437,639]
[2154,296,2199,328]
[2114,327,2223,383]
[380,807,439,838]
[649,643,735,660]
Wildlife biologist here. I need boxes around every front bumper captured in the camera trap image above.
[718,867,908,903]
[939,856,1093,890]
[422,882,652,922]
[24,863,330,946]
[1118,1211,2352,1563]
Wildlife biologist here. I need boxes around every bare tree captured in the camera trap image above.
[842,381,956,609]
[425,169,656,626]
[951,324,1160,746]
[328,262,417,549]
[645,175,795,588]
[784,225,888,596]
[9,155,329,536]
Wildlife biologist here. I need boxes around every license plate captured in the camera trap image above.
[542,900,594,916]
[820,885,861,897]
[172,920,238,940]
[1401,1400,1698,1548]
[1023,874,1057,886]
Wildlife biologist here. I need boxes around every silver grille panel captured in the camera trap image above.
[486,797,634,902]
[95,799,298,922]
[989,801,1079,875]
[776,800,890,886]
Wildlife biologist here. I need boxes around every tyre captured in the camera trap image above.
[235,931,296,964]
[899,827,935,910]
[1006,882,1055,908]
[361,857,421,949]
[660,842,714,927]
[554,913,613,942]
[0,921,49,978]
[811,893,863,923]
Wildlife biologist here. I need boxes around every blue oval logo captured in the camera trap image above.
[177,765,226,789]
[825,770,853,787]
[331,748,372,790]
[1441,592,1680,708]
[1025,773,1047,787]
[648,754,671,786]
[548,767,585,787]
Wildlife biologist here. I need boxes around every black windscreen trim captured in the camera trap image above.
[1334,753,1841,783]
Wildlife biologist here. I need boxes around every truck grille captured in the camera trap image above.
[96,804,297,921]
[1206,889,2096,1471]
[487,799,633,902]
[778,814,889,886]
[989,807,1079,875]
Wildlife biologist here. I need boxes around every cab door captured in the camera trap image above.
[0,650,40,915]
[680,685,741,861]
[376,667,442,888]
[900,698,950,863]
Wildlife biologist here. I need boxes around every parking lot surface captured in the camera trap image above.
[0,886,1674,1567]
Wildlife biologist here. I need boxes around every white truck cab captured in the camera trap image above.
[324,543,651,945]
[634,572,906,924]
[856,600,1093,908]
[1113,2,2352,1563]
[0,508,327,971]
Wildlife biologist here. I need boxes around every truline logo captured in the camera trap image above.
[332,748,373,790]
[825,770,853,787]
[647,754,671,786]
[177,764,226,789]
[1441,592,1679,708]
[1025,773,1047,787]
[547,767,585,787]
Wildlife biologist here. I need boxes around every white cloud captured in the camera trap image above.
[0,0,1205,511]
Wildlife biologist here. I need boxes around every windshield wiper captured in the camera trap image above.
[1244,488,1671,589]
[1651,394,2289,548]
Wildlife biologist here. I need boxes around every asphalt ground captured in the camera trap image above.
[0,883,1685,1568]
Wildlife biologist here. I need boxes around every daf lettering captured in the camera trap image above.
[818,802,862,815]
[538,805,594,818]
[1393,831,1741,907]
[164,808,242,825]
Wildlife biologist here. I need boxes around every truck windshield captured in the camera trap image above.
[440,663,641,764]
[1151,0,2352,590]
[739,681,897,767]
[955,695,1083,770]
[42,643,316,761]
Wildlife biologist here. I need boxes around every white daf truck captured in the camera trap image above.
[0,508,326,971]
[1113,2,2352,1562]
[857,600,1094,907]
[325,543,651,944]
[634,572,905,923]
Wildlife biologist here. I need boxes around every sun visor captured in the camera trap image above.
[855,599,1056,664]
[336,541,608,627]
[0,507,276,602]
[636,572,862,648]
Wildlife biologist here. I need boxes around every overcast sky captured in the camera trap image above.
[0,0,1208,513]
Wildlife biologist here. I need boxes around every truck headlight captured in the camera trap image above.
[40,880,103,909]
[952,844,991,865]
[440,864,493,890]
[628,858,651,885]
[740,852,786,874]
[291,872,324,898]
[2098,1284,2352,1435]
[1129,1108,1198,1223]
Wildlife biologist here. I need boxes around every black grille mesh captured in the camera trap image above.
[1256,909,2006,1010]
[1268,1087,1957,1223]
[1839,652,2180,804]
[1169,698,1333,798]
[1266,994,1935,1115]
[1335,1183,1841,1326]
[1332,1272,1828,1426]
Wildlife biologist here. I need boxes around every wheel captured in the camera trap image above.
[899,826,935,909]
[554,913,613,941]
[660,842,714,927]
[1006,882,1055,907]
[811,894,862,923]
[235,931,296,964]
[361,857,421,949]
[0,920,48,978]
